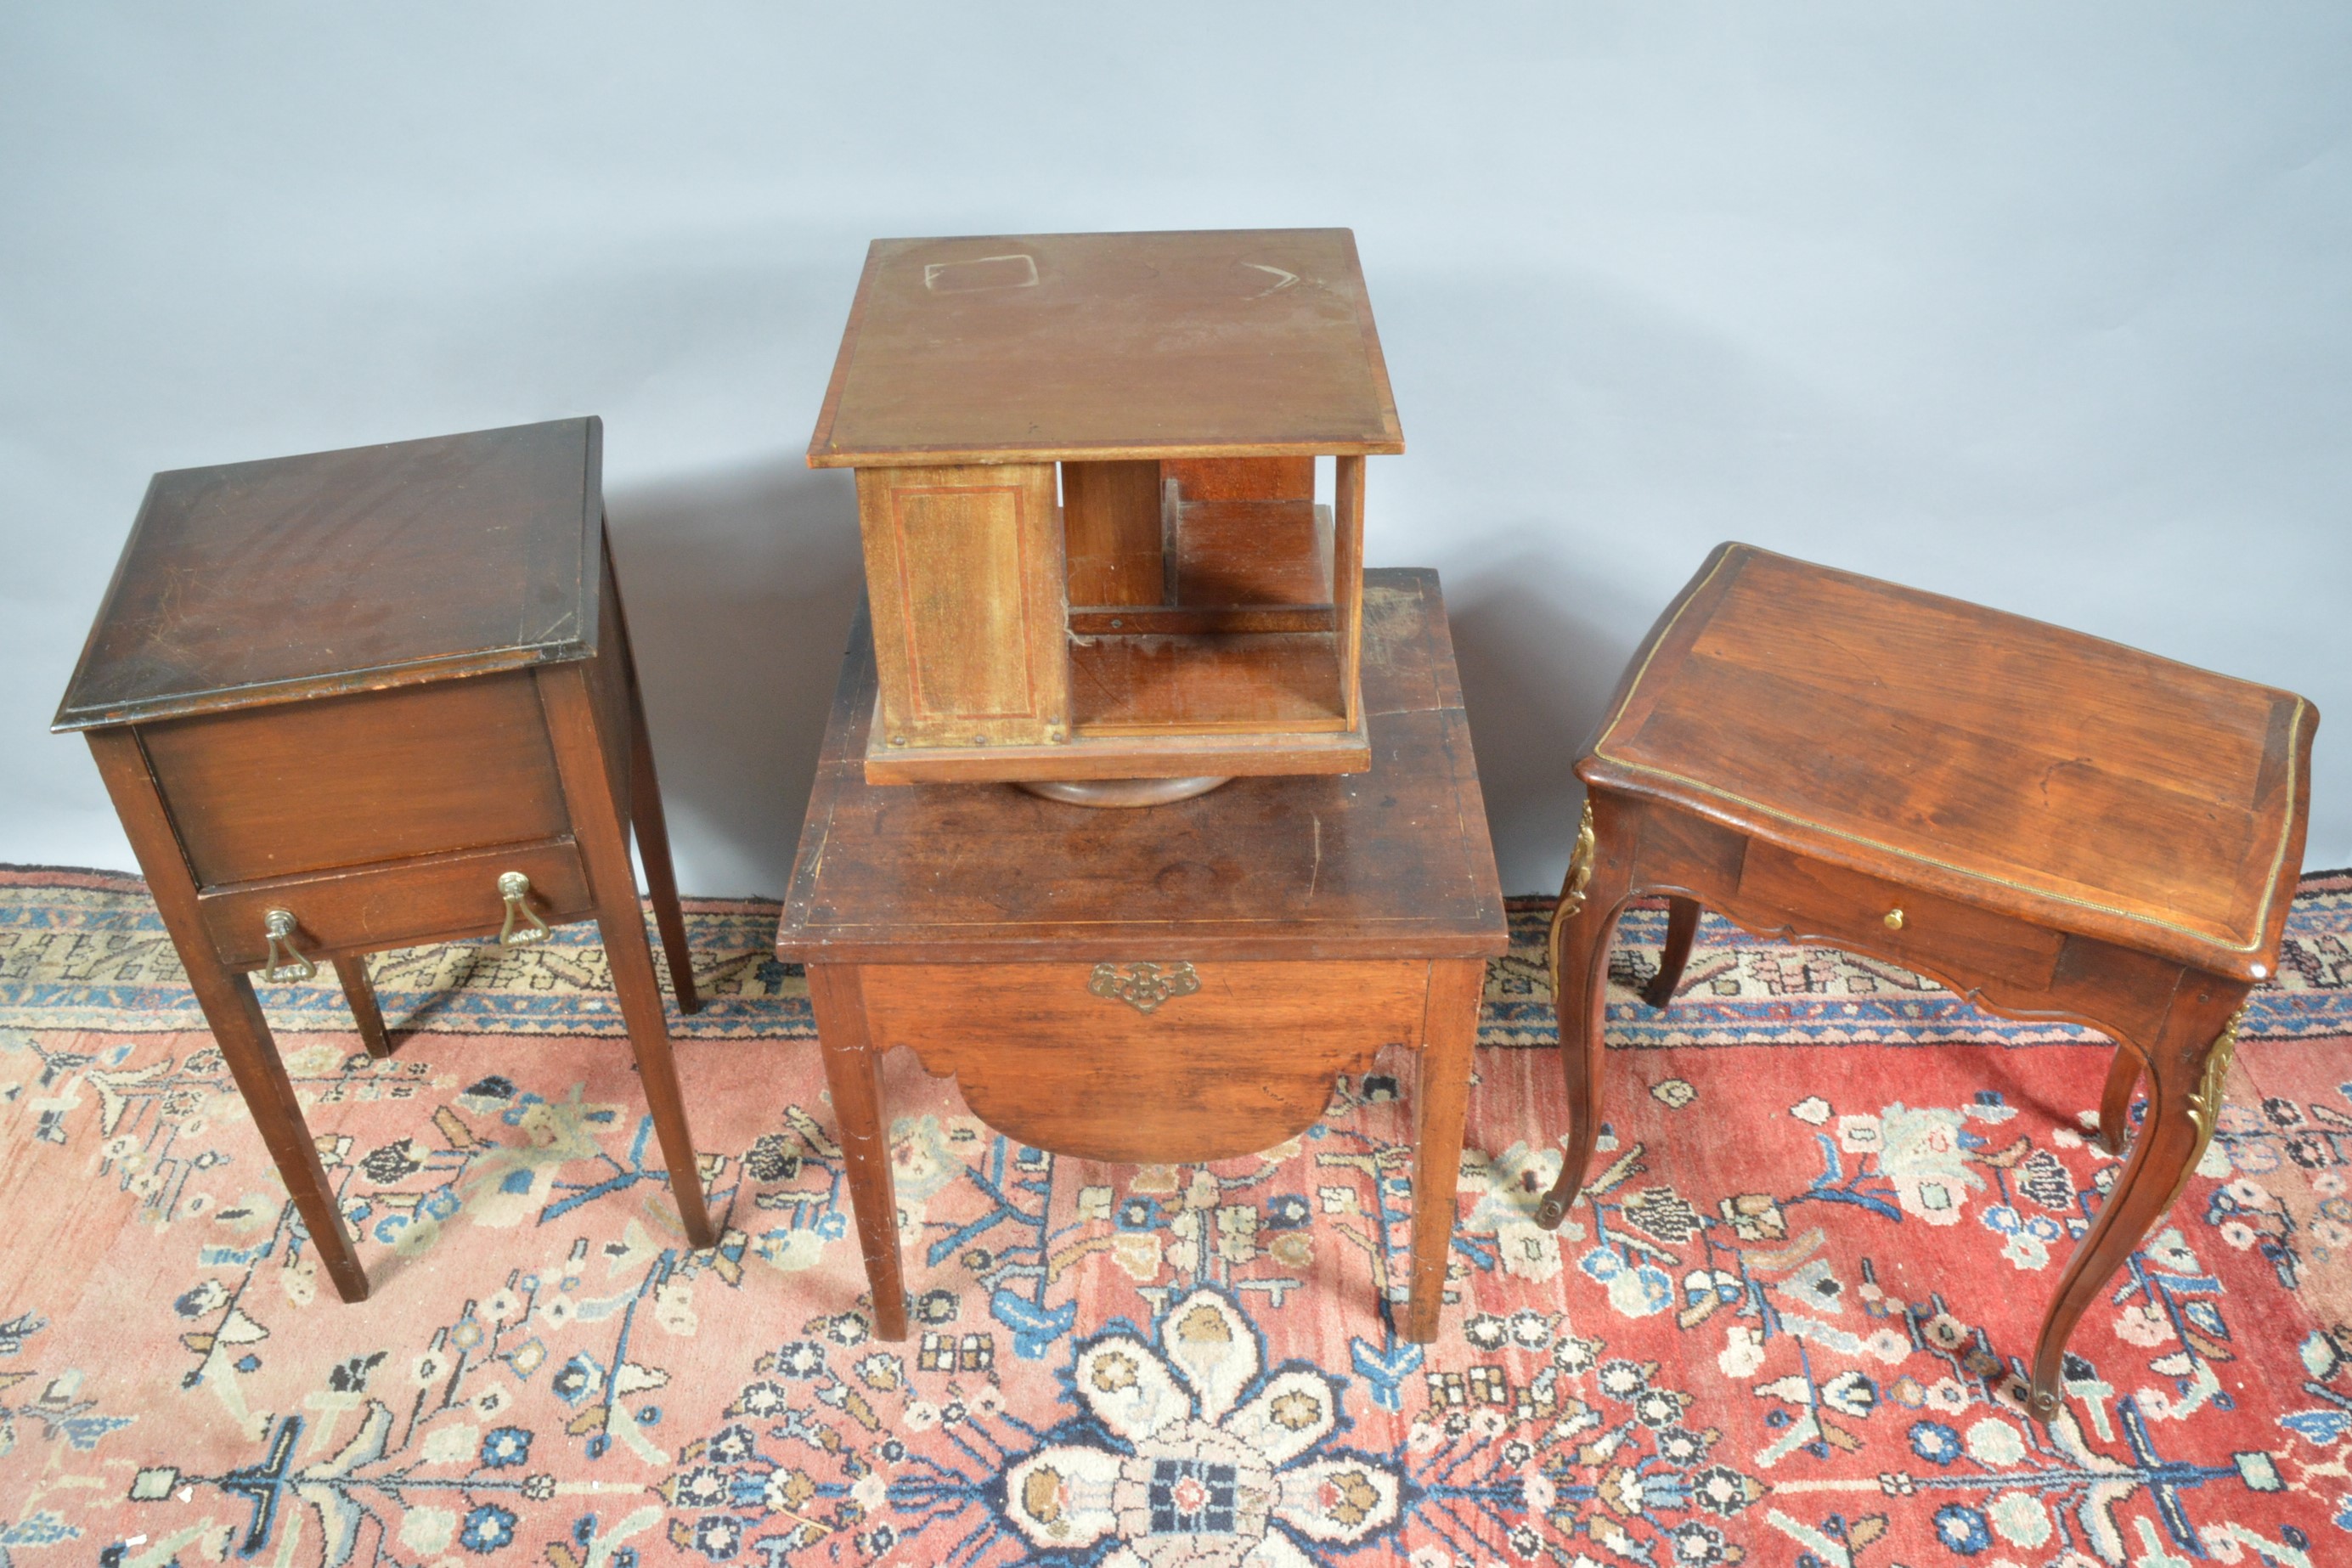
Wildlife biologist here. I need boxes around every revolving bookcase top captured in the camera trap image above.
[808,228,1404,786]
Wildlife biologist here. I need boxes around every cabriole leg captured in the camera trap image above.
[2027,985,2247,1419]
[1642,897,1701,1010]
[1534,797,1639,1231]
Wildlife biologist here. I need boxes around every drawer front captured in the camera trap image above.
[200,839,593,969]
[143,670,572,888]
[857,959,1434,1164]
[1732,839,2065,993]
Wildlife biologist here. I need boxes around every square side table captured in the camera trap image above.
[54,418,714,1301]
[1533,543,2317,1419]
[776,568,1508,1341]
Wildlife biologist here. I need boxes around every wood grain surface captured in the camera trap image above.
[781,568,1507,963]
[1584,542,2317,979]
[55,419,602,730]
[808,230,1404,467]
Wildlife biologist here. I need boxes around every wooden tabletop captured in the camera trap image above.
[1585,543,2317,979]
[777,569,1506,963]
[805,229,1405,468]
[55,419,604,730]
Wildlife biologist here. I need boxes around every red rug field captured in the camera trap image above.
[1,865,2348,1566]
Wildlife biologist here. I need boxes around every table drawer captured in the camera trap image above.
[200,838,593,970]
[143,670,573,887]
[855,958,1434,1162]
[1732,839,2065,993]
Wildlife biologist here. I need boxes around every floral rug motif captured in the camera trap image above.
[0,864,2348,1566]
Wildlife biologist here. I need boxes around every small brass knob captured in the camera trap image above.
[1883,909,1905,931]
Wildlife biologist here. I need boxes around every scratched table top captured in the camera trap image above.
[776,568,1506,964]
[806,228,1406,468]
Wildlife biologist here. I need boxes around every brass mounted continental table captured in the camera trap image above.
[776,568,1509,1341]
[1532,543,2316,1420]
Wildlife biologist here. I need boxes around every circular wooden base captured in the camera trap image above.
[1014,776,1234,809]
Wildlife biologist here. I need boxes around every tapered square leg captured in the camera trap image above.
[336,956,395,1059]
[608,550,701,1015]
[542,664,714,1251]
[87,730,371,1302]
[810,964,908,1340]
[1406,959,1485,1344]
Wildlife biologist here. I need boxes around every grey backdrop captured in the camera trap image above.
[6,6,2347,897]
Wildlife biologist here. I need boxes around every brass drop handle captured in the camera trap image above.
[1883,908,1905,931]
[497,871,552,947]
[261,908,318,982]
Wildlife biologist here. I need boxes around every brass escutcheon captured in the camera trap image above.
[1088,961,1200,1013]
[497,871,552,947]
[260,908,318,983]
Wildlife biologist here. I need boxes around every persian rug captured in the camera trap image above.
[0,863,2349,1568]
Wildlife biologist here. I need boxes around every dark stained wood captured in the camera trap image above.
[861,960,1428,1162]
[87,727,372,1303]
[541,664,713,1250]
[1163,456,1316,502]
[140,672,569,886]
[1733,839,2068,993]
[196,837,590,968]
[1062,460,1166,607]
[1069,630,1346,736]
[785,571,1501,962]
[2098,1049,2141,1156]
[55,419,602,730]
[809,231,1403,467]
[809,965,908,1341]
[334,956,395,1060]
[1641,897,1701,1009]
[60,420,710,1298]
[1407,959,1484,1344]
[1172,500,1331,606]
[1534,544,2318,1422]
[1587,543,2315,980]
[783,571,1505,1342]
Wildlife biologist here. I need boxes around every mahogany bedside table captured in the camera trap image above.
[54,418,716,1302]
[1531,543,2317,1420]
[776,569,1508,1342]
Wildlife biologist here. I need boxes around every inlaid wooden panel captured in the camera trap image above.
[855,464,1067,747]
[140,671,570,887]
